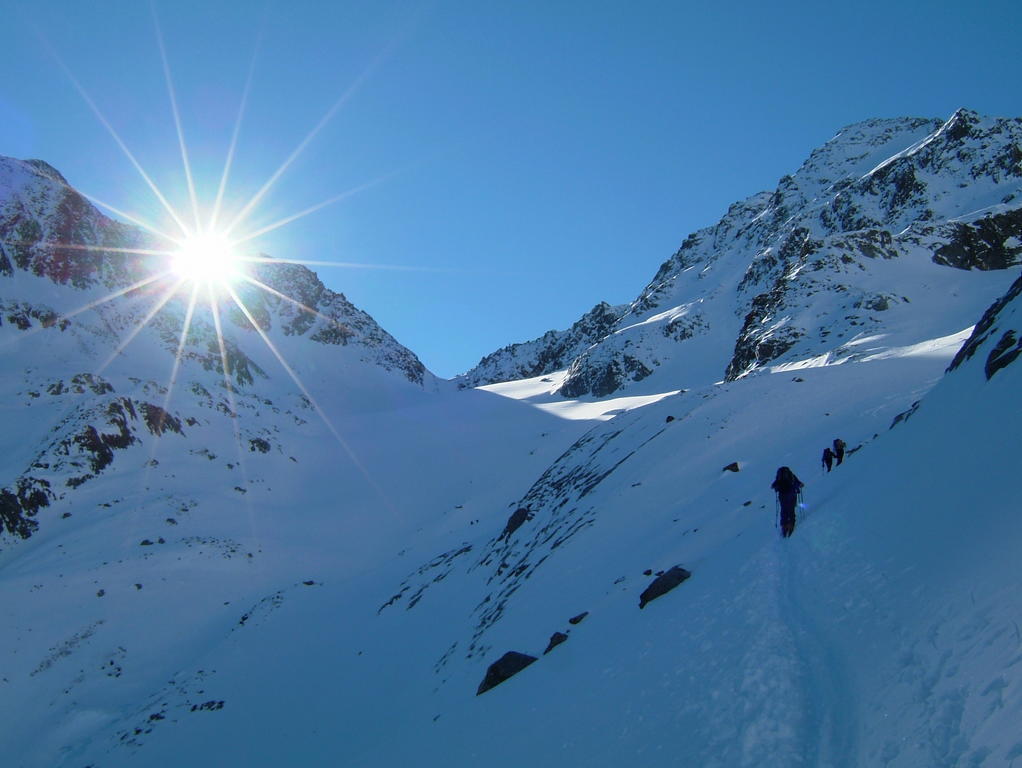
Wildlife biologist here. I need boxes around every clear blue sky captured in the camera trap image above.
[1,0,1020,377]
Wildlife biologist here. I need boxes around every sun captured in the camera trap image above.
[170,232,242,285]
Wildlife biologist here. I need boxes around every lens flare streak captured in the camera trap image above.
[96,278,186,375]
[238,273,346,330]
[161,283,200,418]
[150,2,202,234]
[224,284,395,514]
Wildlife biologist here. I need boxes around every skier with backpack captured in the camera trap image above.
[822,446,835,472]
[833,438,846,465]
[771,467,804,538]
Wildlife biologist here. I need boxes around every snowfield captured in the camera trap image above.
[2,110,1022,766]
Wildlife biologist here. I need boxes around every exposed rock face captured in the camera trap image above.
[457,301,626,387]
[543,632,569,655]
[932,208,1022,271]
[465,109,1022,397]
[476,651,538,695]
[947,273,1022,379]
[500,507,533,540]
[639,566,692,609]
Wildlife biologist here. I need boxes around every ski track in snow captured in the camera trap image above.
[781,535,859,768]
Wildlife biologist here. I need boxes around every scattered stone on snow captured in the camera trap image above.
[543,632,569,655]
[639,565,692,609]
[476,651,538,695]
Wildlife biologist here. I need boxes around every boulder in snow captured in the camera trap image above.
[639,565,692,609]
[477,651,538,695]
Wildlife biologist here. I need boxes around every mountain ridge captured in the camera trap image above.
[460,108,1022,395]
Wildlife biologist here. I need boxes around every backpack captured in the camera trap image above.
[773,466,799,493]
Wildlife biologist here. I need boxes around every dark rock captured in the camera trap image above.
[139,402,182,436]
[543,632,569,655]
[500,507,533,540]
[639,565,692,609]
[568,611,589,625]
[643,569,653,576]
[722,462,740,473]
[560,354,653,398]
[665,415,675,423]
[139,539,153,546]
[190,700,225,712]
[248,438,271,454]
[948,274,1022,377]
[890,400,921,428]
[476,651,538,695]
[985,330,1022,378]
[933,208,1022,271]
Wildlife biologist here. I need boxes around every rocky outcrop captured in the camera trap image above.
[639,566,692,609]
[476,651,538,695]
[932,208,1022,271]
[500,507,533,540]
[948,273,1022,379]
[543,632,568,655]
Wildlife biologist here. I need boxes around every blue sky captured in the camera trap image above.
[1,0,1020,377]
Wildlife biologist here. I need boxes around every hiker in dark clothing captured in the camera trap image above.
[822,447,835,472]
[833,438,846,465]
[771,467,804,538]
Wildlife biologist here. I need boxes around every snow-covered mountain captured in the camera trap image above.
[455,300,626,388]
[2,109,1021,768]
[0,154,438,543]
[462,108,1022,397]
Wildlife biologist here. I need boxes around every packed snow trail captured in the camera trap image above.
[780,532,860,768]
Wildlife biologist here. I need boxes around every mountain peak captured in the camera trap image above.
[461,109,1022,396]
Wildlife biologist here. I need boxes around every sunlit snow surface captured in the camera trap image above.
[481,369,682,420]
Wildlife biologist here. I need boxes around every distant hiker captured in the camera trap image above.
[771,467,804,538]
[833,438,846,465]
[822,447,835,472]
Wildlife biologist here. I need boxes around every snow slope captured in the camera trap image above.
[2,115,1021,767]
[7,275,1015,767]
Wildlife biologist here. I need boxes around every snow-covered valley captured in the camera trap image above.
[2,109,1021,767]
